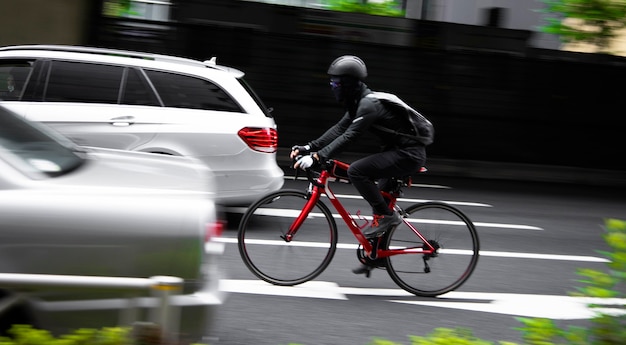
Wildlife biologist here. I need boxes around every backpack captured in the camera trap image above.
[366,92,434,146]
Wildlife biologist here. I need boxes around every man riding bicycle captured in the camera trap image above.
[290,55,427,274]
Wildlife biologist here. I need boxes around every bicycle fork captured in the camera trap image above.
[280,183,323,242]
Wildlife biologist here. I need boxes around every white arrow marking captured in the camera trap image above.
[220,279,626,320]
[220,279,347,300]
[392,292,626,320]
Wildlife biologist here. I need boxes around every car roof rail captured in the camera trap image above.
[0,44,235,71]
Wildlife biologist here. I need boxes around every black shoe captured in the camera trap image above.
[363,212,402,239]
[352,264,372,277]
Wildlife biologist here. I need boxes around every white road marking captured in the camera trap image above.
[220,279,347,300]
[477,250,607,262]
[333,194,492,208]
[472,221,542,230]
[223,207,540,231]
[219,279,626,320]
[391,292,626,320]
[212,237,608,262]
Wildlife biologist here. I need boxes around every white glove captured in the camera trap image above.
[295,155,314,170]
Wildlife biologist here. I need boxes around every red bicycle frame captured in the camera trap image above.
[284,159,436,258]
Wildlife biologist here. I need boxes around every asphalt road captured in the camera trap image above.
[209,171,626,345]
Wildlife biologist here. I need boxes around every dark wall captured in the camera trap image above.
[0,0,99,46]
[90,1,626,171]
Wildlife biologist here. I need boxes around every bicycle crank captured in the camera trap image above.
[356,243,385,268]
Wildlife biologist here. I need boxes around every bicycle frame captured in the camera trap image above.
[284,159,437,258]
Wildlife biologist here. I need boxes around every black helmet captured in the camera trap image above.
[327,55,367,80]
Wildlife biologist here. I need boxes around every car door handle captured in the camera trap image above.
[109,116,135,126]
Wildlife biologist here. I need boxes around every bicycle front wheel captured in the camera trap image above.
[238,190,338,286]
[384,202,479,297]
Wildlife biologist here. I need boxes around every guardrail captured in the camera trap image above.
[0,273,183,342]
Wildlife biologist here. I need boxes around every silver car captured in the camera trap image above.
[0,44,284,206]
[0,105,225,343]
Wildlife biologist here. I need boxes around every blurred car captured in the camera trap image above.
[0,105,226,343]
[0,44,284,206]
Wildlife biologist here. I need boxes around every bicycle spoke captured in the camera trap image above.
[238,190,338,286]
[385,202,479,297]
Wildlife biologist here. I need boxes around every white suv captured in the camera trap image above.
[0,45,283,206]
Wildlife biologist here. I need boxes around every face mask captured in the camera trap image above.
[329,77,343,102]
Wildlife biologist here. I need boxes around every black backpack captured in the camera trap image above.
[366,92,434,146]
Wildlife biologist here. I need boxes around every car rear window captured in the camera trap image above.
[239,78,273,117]
[145,69,243,112]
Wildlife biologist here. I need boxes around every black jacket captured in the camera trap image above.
[309,83,422,160]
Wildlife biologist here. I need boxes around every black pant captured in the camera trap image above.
[347,146,426,216]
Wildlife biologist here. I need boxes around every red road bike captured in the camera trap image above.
[237,159,479,297]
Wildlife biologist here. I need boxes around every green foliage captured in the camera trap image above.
[0,325,130,345]
[405,327,501,344]
[363,327,520,344]
[514,317,590,345]
[577,219,626,302]
[324,0,405,17]
[538,0,626,53]
[0,325,214,345]
[515,218,626,345]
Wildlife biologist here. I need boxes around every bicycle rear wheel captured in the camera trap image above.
[384,202,479,297]
[238,190,338,286]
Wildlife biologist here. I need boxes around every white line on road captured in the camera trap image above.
[333,194,492,208]
[223,207,540,231]
[212,237,608,262]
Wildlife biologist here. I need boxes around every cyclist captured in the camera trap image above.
[290,55,427,274]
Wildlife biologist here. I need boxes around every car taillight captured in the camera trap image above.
[205,219,225,242]
[238,127,278,153]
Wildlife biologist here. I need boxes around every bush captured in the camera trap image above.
[514,218,626,345]
[0,325,129,345]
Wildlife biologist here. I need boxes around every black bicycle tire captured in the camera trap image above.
[384,201,480,297]
[237,189,338,286]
